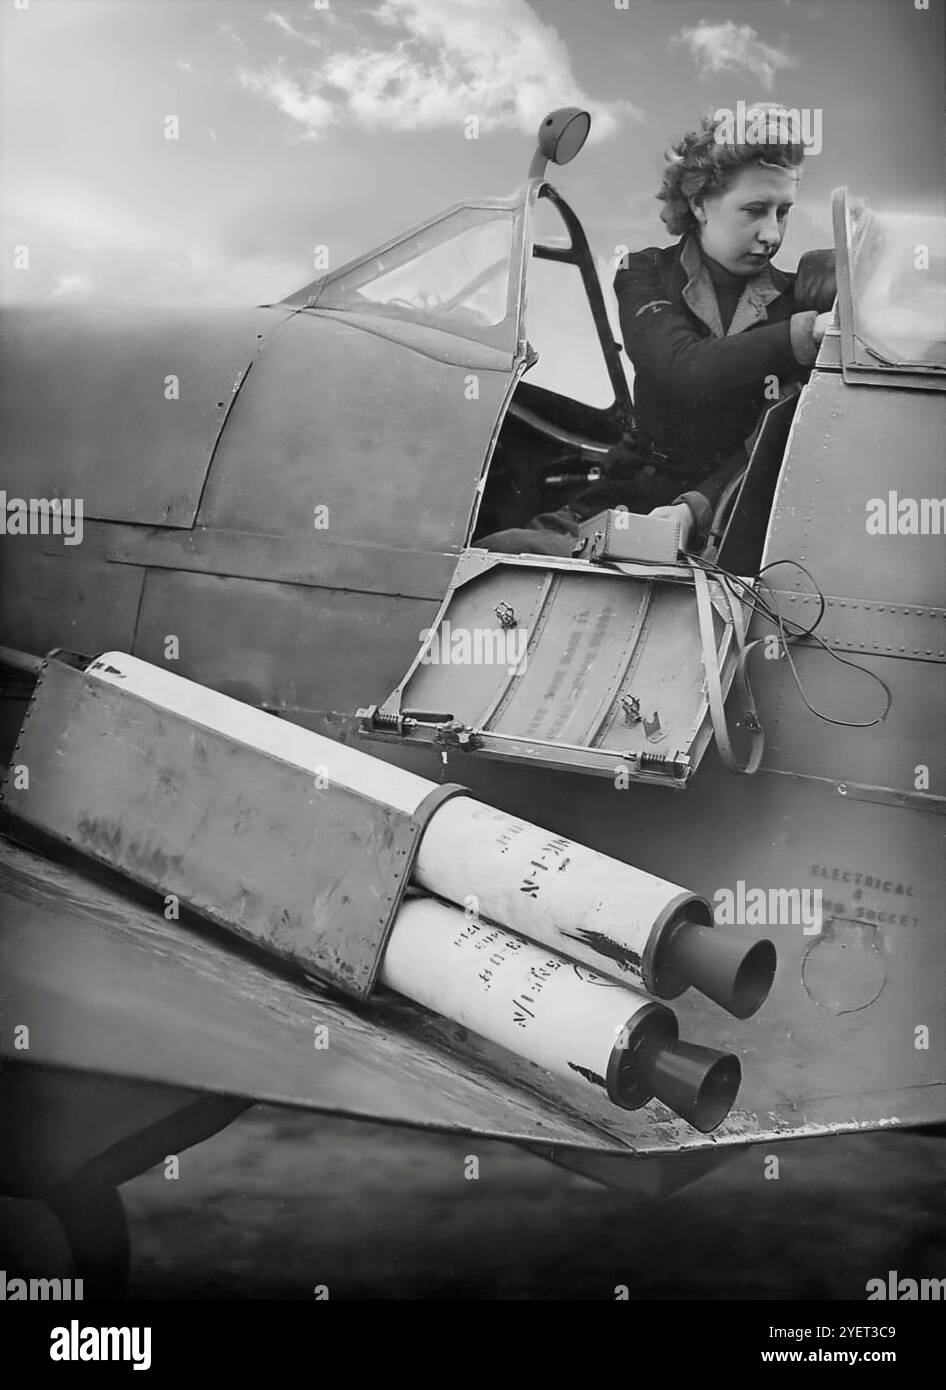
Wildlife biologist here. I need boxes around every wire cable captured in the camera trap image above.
[683,552,892,729]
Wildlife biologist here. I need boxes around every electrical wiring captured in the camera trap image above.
[684,552,893,729]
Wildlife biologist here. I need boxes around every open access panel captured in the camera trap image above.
[357,548,748,788]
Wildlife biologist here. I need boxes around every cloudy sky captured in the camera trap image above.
[1,0,943,309]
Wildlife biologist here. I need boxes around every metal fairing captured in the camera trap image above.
[0,304,287,526]
[193,309,519,550]
[0,306,523,715]
[0,524,146,661]
[762,368,945,606]
[110,304,522,711]
[744,365,946,803]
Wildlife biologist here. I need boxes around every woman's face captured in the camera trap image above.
[691,165,798,276]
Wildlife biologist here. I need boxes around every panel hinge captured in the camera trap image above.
[356,704,456,738]
[620,749,692,782]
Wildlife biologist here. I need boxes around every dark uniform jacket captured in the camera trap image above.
[570,231,824,539]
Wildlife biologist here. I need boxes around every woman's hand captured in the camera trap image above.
[648,501,695,546]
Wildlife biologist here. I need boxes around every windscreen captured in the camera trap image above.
[301,205,519,349]
[847,201,946,371]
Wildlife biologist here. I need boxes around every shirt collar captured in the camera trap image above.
[679,232,785,338]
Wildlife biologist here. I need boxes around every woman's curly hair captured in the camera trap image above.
[657,103,807,237]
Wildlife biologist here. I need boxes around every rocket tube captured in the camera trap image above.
[412,798,776,1019]
[86,655,774,1018]
[380,895,741,1133]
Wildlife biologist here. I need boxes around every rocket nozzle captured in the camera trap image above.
[640,1039,742,1134]
[607,1005,741,1132]
[660,919,776,1019]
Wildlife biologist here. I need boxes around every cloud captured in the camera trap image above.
[238,0,640,142]
[51,273,92,299]
[219,20,247,51]
[2,183,308,306]
[12,185,170,259]
[265,11,323,46]
[238,63,336,137]
[673,20,798,91]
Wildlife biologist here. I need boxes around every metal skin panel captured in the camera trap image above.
[130,568,442,717]
[0,528,144,657]
[763,591,945,663]
[1,659,432,998]
[750,642,946,801]
[745,361,946,812]
[194,309,518,554]
[763,367,946,607]
[297,310,519,371]
[0,304,288,526]
[105,525,455,603]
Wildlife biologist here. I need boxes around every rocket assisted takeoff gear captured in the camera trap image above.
[2,651,772,1130]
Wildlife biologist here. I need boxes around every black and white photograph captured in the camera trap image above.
[0,0,944,1348]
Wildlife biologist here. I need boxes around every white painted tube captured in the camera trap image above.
[87,653,773,1017]
[412,810,773,1019]
[413,798,700,999]
[381,895,741,1132]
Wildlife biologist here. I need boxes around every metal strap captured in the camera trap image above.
[691,564,764,775]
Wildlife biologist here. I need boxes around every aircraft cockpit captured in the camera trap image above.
[278,116,809,571]
[280,172,634,547]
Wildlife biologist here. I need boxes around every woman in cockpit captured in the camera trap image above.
[477,102,836,556]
